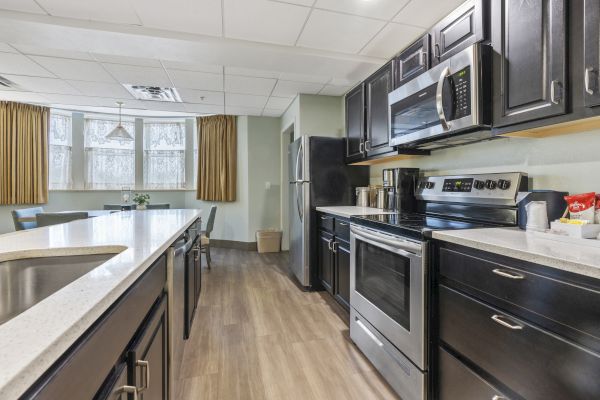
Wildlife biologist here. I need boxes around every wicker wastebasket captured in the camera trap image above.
[256,229,282,253]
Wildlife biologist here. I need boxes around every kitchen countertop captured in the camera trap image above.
[316,206,396,219]
[0,209,201,399]
[433,228,600,280]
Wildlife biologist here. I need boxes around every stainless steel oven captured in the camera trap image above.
[388,43,491,149]
[349,224,427,400]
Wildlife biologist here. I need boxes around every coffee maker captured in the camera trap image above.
[382,168,420,212]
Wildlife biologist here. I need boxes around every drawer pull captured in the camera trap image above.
[356,318,384,347]
[136,360,150,392]
[492,268,525,280]
[492,396,508,400]
[491,314,523,330]
[338,222,349,226]
[321,216,332,220]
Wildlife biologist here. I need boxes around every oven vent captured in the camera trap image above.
[122,84,182,102]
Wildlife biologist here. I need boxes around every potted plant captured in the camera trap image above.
[133,193,150,210]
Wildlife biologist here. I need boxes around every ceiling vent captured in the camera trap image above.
[123,84,182,102]
[0,75,18,89]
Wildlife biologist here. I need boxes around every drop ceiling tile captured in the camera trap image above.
[102,63,171,86]
[92,54,162,67]
[315,0,409,20]
[268,0,314,6]
[30,56,115,82]
[183,103,224,114]
[262,108,285,117]
[278,72,330,84]
[0,53,54,77]
[265,96,293,110]
[132,0,222,37]
[394,0,465,28]
[0,0,45,14]
[140,101,186,112]
[168,69,223,91]
[0,91,50,103]
[225,66,280,79]
[224,75,276,96]
[178,88,224,105]
[66,80,132,98]
[0,43,18,53]
[225,93,268,108]
[43,94,120,107]
[225,105,264,116]
[329,77,360,87]
[319,84,351,96]
[297,9,386,54]
[36,0,141,24]
[361,22,424,58]
[224,0,311,46]
[272,80,324,97]
[12,44,93,60]
[162,60,222,74]
[3,75,80,95]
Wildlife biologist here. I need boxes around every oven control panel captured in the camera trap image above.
[416,173,529,206]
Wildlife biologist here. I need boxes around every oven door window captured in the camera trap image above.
[390,83,439,140]
[355,238,411,330]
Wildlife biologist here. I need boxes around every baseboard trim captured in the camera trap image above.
[211,239,257,251]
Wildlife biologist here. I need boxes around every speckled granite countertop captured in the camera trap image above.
[0,209,201,399]
[433,228,600,280]
[316,206,396,218]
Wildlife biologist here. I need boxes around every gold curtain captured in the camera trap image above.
[196,115,237,202]
[0,101,49,205]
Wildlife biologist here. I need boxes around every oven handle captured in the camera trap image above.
[351,225,421,255]
[436,66,451,131]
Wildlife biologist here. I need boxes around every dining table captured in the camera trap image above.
[17,210,117,223]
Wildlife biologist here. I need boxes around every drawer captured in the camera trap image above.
[334,218,350,241]
[318,213,334,232]
[438,347,508,400]
[439,247,600,350]
[439,285,600,400]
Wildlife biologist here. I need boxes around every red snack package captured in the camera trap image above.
[564,192,596,222]
[596,194,600,224]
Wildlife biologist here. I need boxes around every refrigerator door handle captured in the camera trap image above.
[296,182,303,222]
[295,139,303,182]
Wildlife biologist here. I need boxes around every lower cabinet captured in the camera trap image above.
[185,236,202,339]
[334,239,351,310]
[318,230,335,293]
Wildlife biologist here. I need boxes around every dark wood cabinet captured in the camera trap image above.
[491,0,567,127]
[318,229,334,293]
[431,0,486,66]
[334,239,351,310]
[345,84,365,163]
[184,243,197,339]
[101,364,130,400]
[365,61,395,158]
[394,34,430,88]
[584,0,600,107]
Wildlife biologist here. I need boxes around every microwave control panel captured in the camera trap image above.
[450,66,471,120]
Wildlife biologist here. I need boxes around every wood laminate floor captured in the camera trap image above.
[176,248,400,400]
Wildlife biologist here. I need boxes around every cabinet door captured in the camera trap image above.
[318,230,334,293]
[584,0,600,106]
[432,0,485,66]
[184,248,196,339]
[103,364,133,400]
[394,34,430,88]
[345,84,366,163]
[194,241,201,305]
[365,61,395,158]
[129,296,168,400]
[334,239,351,311]
[492,0,567,127]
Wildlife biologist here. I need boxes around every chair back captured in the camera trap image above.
[204,205,217,238]
[146,203,170,210]
[11,207,44,231]
[36,212,89,227]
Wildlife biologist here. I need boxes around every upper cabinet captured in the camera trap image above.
[394,35,430,88]
[584,0,600,107]
[345,84,365,163]
[431,0,486,66]
[491,0,567,127]
[365,61,395,158]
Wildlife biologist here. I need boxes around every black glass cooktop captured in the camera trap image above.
[350,213,493,240]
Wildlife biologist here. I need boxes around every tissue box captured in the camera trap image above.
[550,221,600,239]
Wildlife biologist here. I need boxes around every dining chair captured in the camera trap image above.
[201,206,217,269]
[146,203,170,209]
[11,207,44,231]
[36,212,89,227]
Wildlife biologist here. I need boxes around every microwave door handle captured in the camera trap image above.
[436,66,451,131]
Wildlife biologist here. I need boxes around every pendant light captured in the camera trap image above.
[106,101,133,141]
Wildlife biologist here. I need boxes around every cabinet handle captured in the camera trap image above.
[550,80,562,104]
[585,67,595,95]
[327,239,333,250]
[491,314,523,330]
[364,140,371,152]
[338,222,349,226]
[492,396,508,400]
[193,245,201,262]
[434,43,441,59]
[117,385,138,400]
[321,216,332,220]
[420,50,428,67]
[332,241,338,254]
[359,141,365,154]
[136,360,150,392]
[492,268,525,280]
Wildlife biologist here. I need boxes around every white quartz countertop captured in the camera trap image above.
[433,228,600,280]
[0,209,201,399]
[316,206,395,218]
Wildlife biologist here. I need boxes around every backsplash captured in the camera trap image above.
[369,129,600,195]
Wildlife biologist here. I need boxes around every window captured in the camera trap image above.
[143,121,186,189]
[84,117,135,190]
[48,113,72,190]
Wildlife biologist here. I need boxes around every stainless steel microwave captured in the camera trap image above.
[388,43,491,149]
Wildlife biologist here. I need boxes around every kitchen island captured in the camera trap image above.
[0,209,201,399]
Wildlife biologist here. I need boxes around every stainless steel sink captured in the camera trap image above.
[0,253,116,325]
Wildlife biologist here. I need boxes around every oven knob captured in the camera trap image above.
[485,180,497,190]
[473,180,485,190]
[425,181,435,189]
[498,179,511,190]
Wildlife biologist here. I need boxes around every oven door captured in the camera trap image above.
[350,224,426,370]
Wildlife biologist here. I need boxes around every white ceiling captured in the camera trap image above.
[0,0,465,117]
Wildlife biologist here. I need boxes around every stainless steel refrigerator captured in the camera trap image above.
[288,136,369,288]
